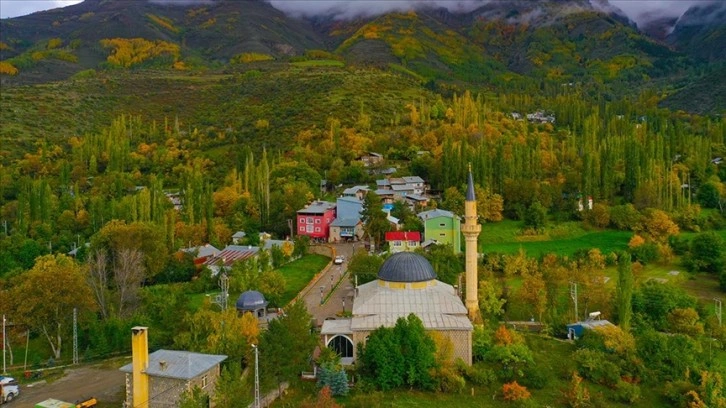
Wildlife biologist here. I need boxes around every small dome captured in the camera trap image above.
[236,290,268,311]
[378,252,437,283]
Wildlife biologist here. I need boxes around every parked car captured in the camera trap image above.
[0,381,20,404]
[334,255,345,265]
[0,377,13,386]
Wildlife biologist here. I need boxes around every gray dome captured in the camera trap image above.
[236,290,268,311]
[377,252,437,283]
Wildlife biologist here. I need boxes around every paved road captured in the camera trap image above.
[11,365,125,407]
[302,242,358,326]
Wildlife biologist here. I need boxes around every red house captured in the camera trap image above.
[385,231,422,253]
[297,201,336,241]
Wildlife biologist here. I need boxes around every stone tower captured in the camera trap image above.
[462,166,481,319]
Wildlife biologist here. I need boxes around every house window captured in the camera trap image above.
[439,223,446,227]
[392,241,401,247]
[440,233,446,237]
[299,227,305,232]
[315,227,321,232]
[315,219,321,224]
[408,241,418,246]
[299,218,305,224]
[307,217,314,224]
[202,374,208,389]
[306,224,314,233]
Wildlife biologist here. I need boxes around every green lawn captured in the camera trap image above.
[481,229,631,257]
[278,254,331,305]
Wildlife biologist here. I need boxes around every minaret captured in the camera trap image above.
[462,165,481,319]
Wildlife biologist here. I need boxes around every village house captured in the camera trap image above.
[296,200,336,242]
[342,185,370,201]
[329,196,364,243]
[203,244,260,275]
[121,327,226,408]
[418,209,461,253]
[357,152,384,167]
[179,244,220,269]
[385,231,421,253]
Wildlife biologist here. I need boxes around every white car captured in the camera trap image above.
[334,256,345,265]
[1,381,20,404]
[0,377,14,386]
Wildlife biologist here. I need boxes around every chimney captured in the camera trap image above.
[131,326,150,408]
[159,360,167,371]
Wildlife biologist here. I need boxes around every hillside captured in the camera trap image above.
[0,0,722,113]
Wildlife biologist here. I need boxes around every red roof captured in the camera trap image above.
[385,231,421,242]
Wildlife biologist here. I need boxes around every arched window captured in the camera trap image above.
[327,335,353,358]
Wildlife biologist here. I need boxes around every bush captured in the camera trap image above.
[502,381,531,401]
[521,366,549,389]
[629,242,659,264]
[431,366,465,393]
[458,361,496,386]
[614,380,641,403]
[573,349,620,386]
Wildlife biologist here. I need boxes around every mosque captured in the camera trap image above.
[321,169,481,365]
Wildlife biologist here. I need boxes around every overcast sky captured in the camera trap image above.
[0,0,716,25]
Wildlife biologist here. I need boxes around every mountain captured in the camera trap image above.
[0,0,723,113]
[0,0,325,82]
[667,1,726,61]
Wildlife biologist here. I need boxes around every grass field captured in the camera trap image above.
[290,59,345,67]
[278,254,331,305]
[480,220,632,257]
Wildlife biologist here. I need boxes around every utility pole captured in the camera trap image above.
[570,282,579,322]
[73,307,79,365]
[716,298,723,327]
[288,219,294,239]
[252,344,260,408]
[2,314,6,375]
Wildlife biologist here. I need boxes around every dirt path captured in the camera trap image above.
[11,365,126,407]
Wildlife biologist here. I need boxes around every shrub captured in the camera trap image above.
[458,361,496,386]
[614,380,641,403]
[562,372,591,408]
[573,349,620,386]
[502,381,531,401]
[609,204,641,230]
[521,366,549,389]
[431,366,465,393]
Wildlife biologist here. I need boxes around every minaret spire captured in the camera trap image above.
[462,164,481,320]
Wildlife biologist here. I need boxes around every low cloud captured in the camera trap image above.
[609,0,716,28]
[267,0,484,20]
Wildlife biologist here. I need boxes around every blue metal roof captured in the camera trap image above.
[378,252,437,283]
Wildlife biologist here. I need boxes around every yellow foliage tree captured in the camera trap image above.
[8,254,96,359]
[0,61,19,75]
[100,38,180,68]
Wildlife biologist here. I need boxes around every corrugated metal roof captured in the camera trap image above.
[343,186,370,195]
[321,319,353,335]
[331,218,360,227]
[297,201,336,214]
[120,349,227,380]
[204,245,259,267]
[418,209,456,220]
[402,176,425,184]
[351,313,472,331]
[352,279,467,317]
[385,231,422,242]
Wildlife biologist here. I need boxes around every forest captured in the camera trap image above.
[0,59,725,406]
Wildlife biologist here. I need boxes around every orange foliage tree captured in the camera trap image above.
[502,380,531,401]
